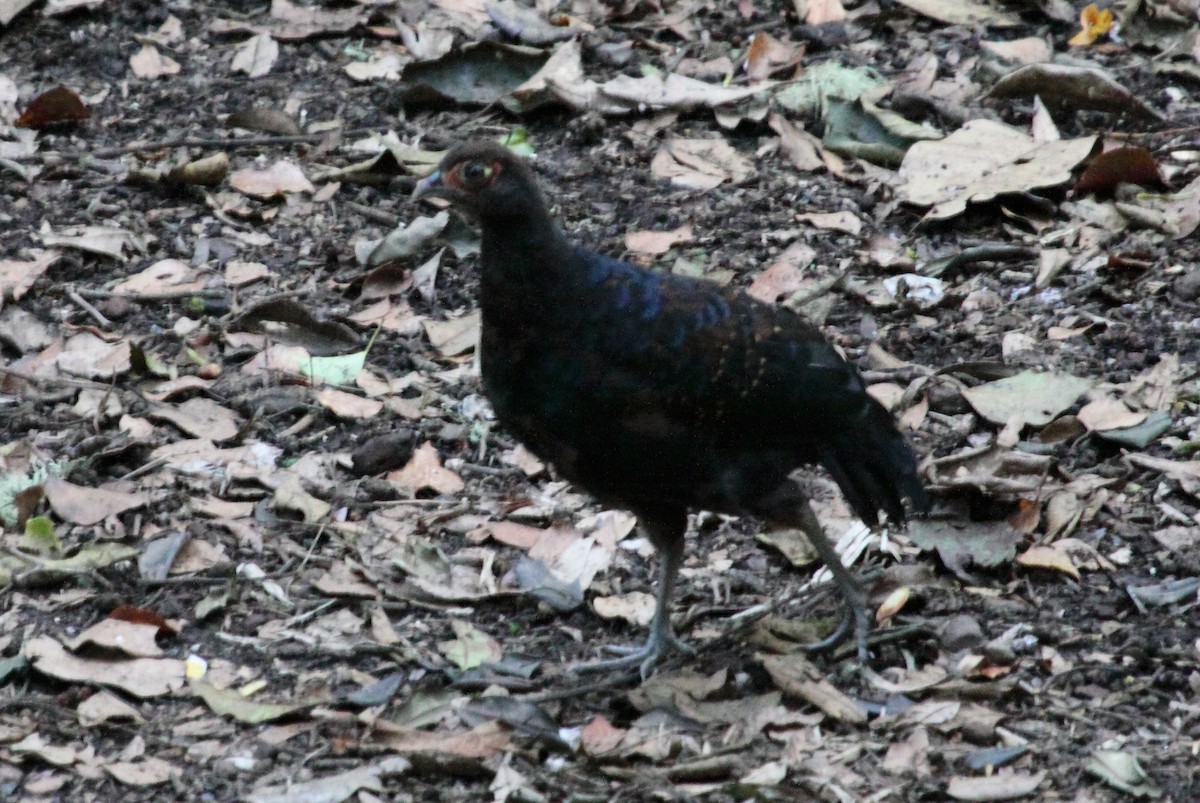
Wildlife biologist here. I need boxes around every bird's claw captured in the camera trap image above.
[569,631,691,680]
[569,643,662,680]
[606,631,694,658]
[800,601,872,663]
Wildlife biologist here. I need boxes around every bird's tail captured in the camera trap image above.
[818,400,929,527]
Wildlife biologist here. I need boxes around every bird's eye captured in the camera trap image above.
[460,161,493,185]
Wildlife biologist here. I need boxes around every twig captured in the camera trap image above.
[118,457,168,482]
[83,127,379,159]
[66,287,113,328]
[73,287,227,302]
[518,672,640,703]
[458,462,522,479]
[344,200,399,226]
[920,244,1038,278]
[0,365,119,392]
[860,366,935,384]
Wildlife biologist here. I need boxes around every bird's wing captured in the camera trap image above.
[556,252,869,441]
[545,252,925,522]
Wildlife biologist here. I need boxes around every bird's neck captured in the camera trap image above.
[479,212,576,301]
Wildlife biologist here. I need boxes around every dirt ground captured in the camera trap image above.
[1,1,1199,801]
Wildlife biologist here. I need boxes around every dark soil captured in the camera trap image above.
[1,1,1199,801]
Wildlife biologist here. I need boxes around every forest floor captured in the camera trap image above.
[1,0,1199,801]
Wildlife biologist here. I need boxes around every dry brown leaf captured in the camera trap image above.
[225,260,270,286]
[111,259,208,296]
[230,161,314,198]
[592,592,656,626]
[78,690,145,726]
[168,538,228,574]
[768,112,823,172]
[500,445,545,477]
[315,387,384,419]
[55,333,132,379]
[624,225,693,255]
[273,473,332,523]
[947,770,1045,800]
[800,0,846,25]
[899,120,1096,220]
[580,715,626,756]
[796,210,862,234]
[894,0,1020,26]
[105,757,182,787]
[151,439,282,483]
[25,635,186,698]
[980,37,1053,64]
[1017,544,1080,580]
[1077,397,1146,432]
[0,250,59,300]
[747,241,816,304]
[129,44,181,78]
[149,397,244,442]
[377,720,510,759]
[423,310,481,357]
[1126,453,1200,481]
[231,33,278,77]
[387,441,465,495]
[350,298,424,334]
[44,477,147,525]
[66,620,163,658]
[651,138,754,190]
[760,653,867,723]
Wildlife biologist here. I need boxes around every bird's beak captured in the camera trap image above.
[412,169,443,200]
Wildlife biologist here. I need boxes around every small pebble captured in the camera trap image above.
[940,613,984,652]
[1173,268,1200,301]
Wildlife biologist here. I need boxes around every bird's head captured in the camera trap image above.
[412,140,546,225]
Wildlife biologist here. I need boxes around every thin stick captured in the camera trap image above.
[66,287,113,328]
[73,287,227,302]
[83,127,380,159]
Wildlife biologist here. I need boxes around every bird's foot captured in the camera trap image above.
[606,631,695,658]
[568,632,691,680]
[800,599,871,663]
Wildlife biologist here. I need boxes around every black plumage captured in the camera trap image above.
[415,140,929,676]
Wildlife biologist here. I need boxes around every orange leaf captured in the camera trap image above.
[16,86,89,129]
[1067,4,1114,47]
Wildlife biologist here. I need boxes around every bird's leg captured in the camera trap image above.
[792,500,871,662]
[569,508,691,679]
[604,536,695,658]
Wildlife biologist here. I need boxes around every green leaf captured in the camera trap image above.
[500,126,536,158]
[190,680,310,724]
[21,516,60,555]
[302,350,367,385]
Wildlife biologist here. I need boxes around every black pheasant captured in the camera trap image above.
[414,140,928,676]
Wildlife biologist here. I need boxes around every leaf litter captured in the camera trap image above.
[0,0,1198,800]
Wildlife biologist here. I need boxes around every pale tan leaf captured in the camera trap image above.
[1017,544,1080,580]
[129,44,181,78]
[66,620,162,658]
[230,160,314,198]
[231,33,278,78]
[592,592,656,626]
[624,225,693,255]
[25,635,185,698]
[423,310,480,357]
[387,442,465,495]
[44,477,147,525]
[0,250,59,300]
[149,397,244,442]
[315,387,384,419]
